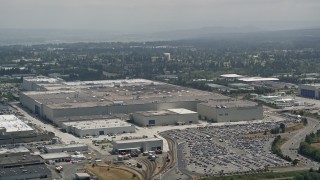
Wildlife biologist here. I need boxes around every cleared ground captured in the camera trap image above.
[85,165,140,180]
[310,143,320,148]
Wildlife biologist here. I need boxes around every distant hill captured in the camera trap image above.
[0,27,319,45]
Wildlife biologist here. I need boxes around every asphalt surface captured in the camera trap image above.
[177,142,194,179]
[281,117,320,168]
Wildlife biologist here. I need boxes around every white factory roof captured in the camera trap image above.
[167,108,197,114]
[135,108,197,117]
[0,115,33,132]
[63,79,162,87]
[113,138,163,144]
[40,152,70,160]
[301,83,320,88]
[24,76,63,83]
[0,146,30,155]
[238,77,279,82]
[220,74,244,78]
[63,119,134,130]
[44,143,87,150]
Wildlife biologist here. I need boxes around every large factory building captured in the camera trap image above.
[299,84,320,99]
[197,101,263,122]
[20,77,263,127]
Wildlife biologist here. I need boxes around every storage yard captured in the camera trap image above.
[162,117,300,176]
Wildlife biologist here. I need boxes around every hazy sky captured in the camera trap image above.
[0,0,319,33]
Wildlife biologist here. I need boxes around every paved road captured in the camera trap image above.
[281,117,320,168]
[176,142,195,179]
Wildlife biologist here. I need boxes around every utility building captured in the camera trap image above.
[112,138,163,154]
[62,119,135,137]
[132,108,198,126]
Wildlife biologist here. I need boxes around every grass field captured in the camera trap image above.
[86,165,140,180]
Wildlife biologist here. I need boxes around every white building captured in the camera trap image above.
[62,119,135,137]
[132,108,198,126]
[112,138,163,154]
[197,101,263,122]
[22,76,65,91]
[163,53,171,61]
[0,115,33,135]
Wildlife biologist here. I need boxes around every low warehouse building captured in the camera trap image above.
[0,164,52,180]
[62,119,135,137]
[0,147,30,158]
[112,138,163,154]
[0,155,51,180]
[197,101,263,122]
[75,173,91,180]
[0,115,34,135]
[40,152,71,163]
[132,108,198,126]
[44,143,88,153]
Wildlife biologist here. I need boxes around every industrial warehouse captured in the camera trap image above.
[299,84,320,99]
[0,115,55,145]
[61,119,135,137]
[19,77,263,131]
[132,108,198,126]
[197,101,263,122]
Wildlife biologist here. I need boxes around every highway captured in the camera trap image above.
[281,117,320,168]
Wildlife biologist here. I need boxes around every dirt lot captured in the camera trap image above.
[86,165,140,180]
[286,123,305,132]
[245,123,305,138]
[310,143,320,148]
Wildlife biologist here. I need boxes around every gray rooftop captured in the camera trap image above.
[0,155,43,167]
[113,138,163,144]
[0,164,51,178]
[200,100,259,108]
[21,79,231,109]
[44,143,87,150]
[63,119,134,130]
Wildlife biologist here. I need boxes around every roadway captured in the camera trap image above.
[176,142,196,179]
[281,117,320,168]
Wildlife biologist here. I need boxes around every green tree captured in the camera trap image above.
[280,123,286,133]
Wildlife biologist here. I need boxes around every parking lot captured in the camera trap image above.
[164,117,300,176]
